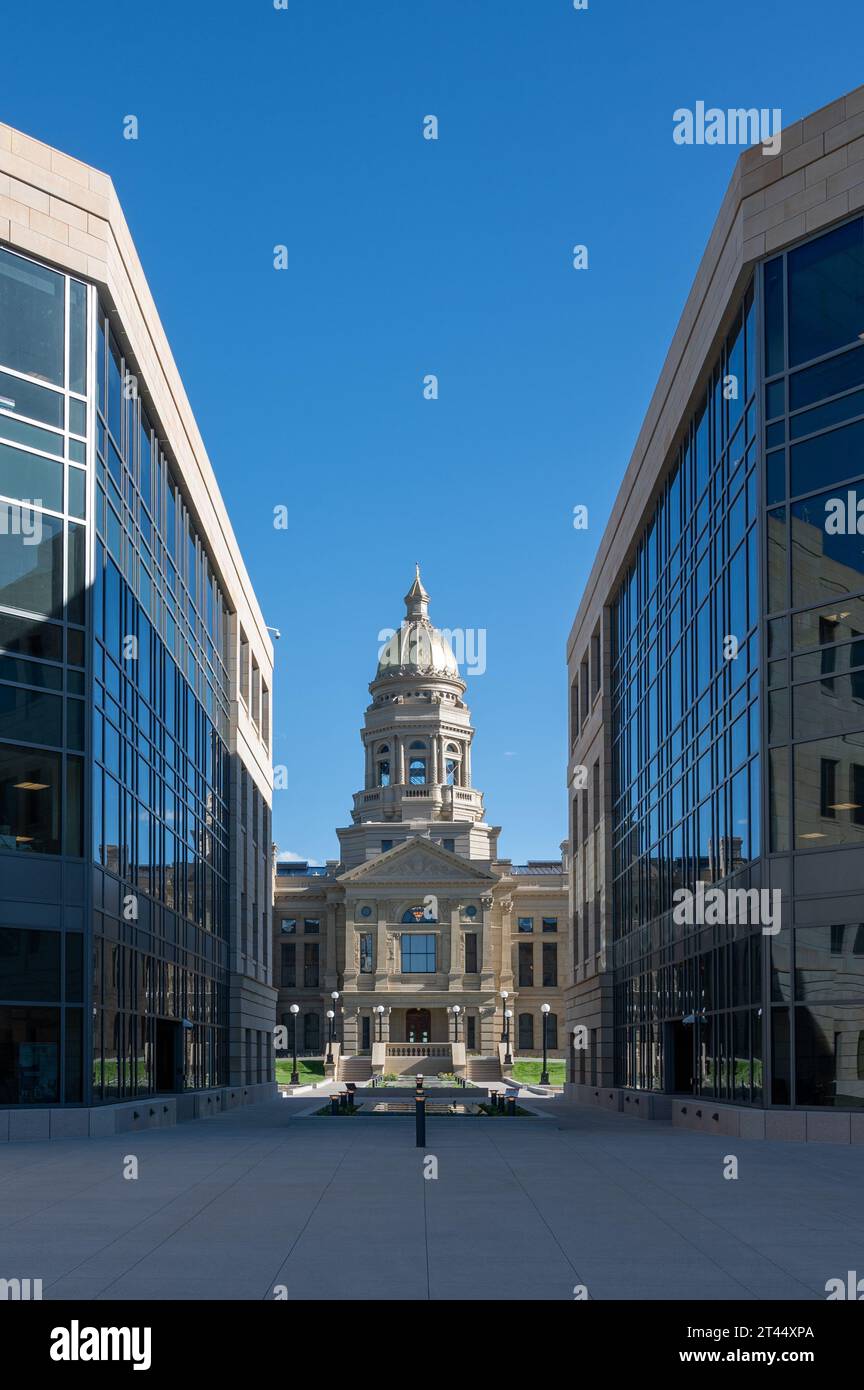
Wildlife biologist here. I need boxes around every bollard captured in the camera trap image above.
[330,1095,339,1115]
[415,1089,426,1147]
[507,1095,516,1117]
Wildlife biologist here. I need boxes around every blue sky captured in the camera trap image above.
[4,0,862,863]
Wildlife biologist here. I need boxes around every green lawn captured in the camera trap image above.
[508,1060,566,1086]
[276,1059,326,1086]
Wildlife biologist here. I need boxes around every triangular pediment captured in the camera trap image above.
[338,836,497,885]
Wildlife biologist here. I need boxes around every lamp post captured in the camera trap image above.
[326,1009,335,1065]
[289,1003,300,1086]
[450,1004,461,1043]
[504,1008,513,1065]
[331,990,340,1044]
[540,1002,551,1086]
[375,1004,385,1042]
[500,989,509,1042]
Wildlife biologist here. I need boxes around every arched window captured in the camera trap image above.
[518,1013,534,1050]
[303,1012,320,1054]
[408,744,426,785]
[377,758,390,787]
[402,903,437,924]
[377,744,390,754]
[444,742,461,786]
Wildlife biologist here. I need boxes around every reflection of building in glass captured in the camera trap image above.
[565,89,864,1130]
[0,125,275,1112]
[274,571,568,1079]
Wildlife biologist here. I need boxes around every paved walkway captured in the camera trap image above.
[1,1098,862,1300]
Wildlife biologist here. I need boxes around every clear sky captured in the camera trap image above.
[5,0,863,863]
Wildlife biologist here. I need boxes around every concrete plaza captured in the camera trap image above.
[1,1095,862,1301]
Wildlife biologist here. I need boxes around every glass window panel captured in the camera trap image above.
[791,490,864,609]
[399,933,436,973]
[766,507,787,614]
[67,467,86,519]
[0,653,61,690]
[790,342,864,411]
[764,256,785,377]
[0,927,61,1001]
[0,441,63,512]
[790,386,864,442]
[0,613,62,662]
[790,416,864,497]
[67,522,86,626]
[795,1003,864,1106]
[0,369,63,427]
[766,449,785,505]
[0,1004,60,1102]
[0,684,62,746]
[0,249,65,386]
[794,734,864,847]
[0,511,63,619]
[68,397,87,436]
[788,219,864,368]
[69,280,87,395]
[0,414,64,457]
[0,741,61,853]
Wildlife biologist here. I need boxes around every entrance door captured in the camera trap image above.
[155,1020,182,1092]
[666,1020,693,1094]
[361,1015,371,1051]
[406,1008,431,1043]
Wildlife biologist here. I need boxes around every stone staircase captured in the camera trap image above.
[467,1055,502,1083]
[338,1055,373,1083]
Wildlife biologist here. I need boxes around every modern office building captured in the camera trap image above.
[566,88,864,1140]
[274,569,567,1081]
[0,124,276,1131]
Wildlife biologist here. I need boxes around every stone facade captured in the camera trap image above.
[274,572,567,1078]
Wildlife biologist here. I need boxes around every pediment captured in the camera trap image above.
[338,836,496,885]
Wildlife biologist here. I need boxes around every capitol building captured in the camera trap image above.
[273,570,567,1081]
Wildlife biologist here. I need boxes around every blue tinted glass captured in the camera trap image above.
[790,343,864,411]
[788,218,864,368]
[790,416,864,497]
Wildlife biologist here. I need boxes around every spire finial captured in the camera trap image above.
[404,565,430,619]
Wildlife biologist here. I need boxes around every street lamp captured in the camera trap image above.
[289,1003,300,1086]
[504,1008,513,1065]
[326,1009,335,1064]
[375,1003,385,1042]
[540,1003,551,1086]
[331,990,340,1046]
[450,1004,461,1043]
[500,989,509,1042]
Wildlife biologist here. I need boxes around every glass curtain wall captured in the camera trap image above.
[610,282,763,1102]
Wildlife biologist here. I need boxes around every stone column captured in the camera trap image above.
[464,739,472,787]
[395,738,404,784]
[375,916,389,988]
[431,736,440,785]
[480,894,496,990]
[448,906,461,988]
[325,907,337,990]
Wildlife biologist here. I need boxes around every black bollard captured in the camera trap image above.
[330,1095,339,1115]
[507,1095,516,1116]
[415,1089,426,1147]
